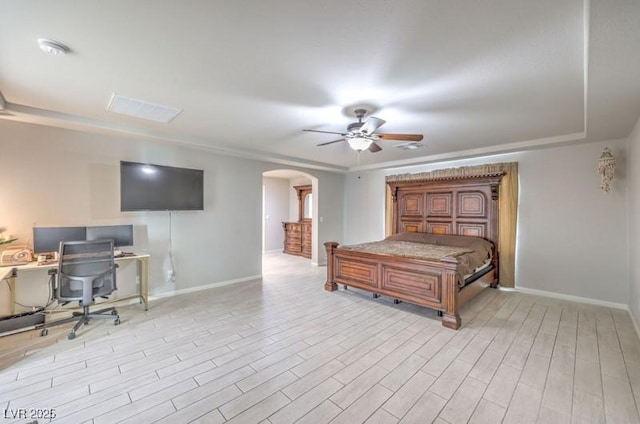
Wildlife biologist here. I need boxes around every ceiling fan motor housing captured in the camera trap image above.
[353,108,368,120]
[347,122,364,133]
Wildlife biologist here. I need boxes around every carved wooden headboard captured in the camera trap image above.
[387,173,504,246]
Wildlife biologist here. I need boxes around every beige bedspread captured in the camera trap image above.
[341,232,493,286]
[341,240,474,261]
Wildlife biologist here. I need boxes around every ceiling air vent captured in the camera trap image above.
[395,142,425,151]
[107,93,182,123]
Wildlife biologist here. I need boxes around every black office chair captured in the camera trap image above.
[41,240,120,339]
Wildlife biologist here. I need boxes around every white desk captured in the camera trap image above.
[0,254,150,316]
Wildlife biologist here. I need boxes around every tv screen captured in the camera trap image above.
[120,161,204,211]
[86,225,134,247]
[33,226,87,254]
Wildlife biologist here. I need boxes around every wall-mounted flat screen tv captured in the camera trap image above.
[120,161,204,211]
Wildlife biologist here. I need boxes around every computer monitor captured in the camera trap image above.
[86,225,134,248]
[33,227,87,254]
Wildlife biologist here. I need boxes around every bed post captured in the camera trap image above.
[442,267,461,330]
[490,181,500,288]
[324,242,338,291]
[391,184,399,234]
[491,249,499,288]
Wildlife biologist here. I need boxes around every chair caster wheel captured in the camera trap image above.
[68,332,76,340]
[114,318,121,325]
[40,328,48,337]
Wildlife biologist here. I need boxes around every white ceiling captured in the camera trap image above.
[1,0,639,173]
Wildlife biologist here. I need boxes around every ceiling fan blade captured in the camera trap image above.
[317,138,345,146]
[368,142,382,153]
[303,129,347,136]
[359,117,386,135]
[376,133,424,141]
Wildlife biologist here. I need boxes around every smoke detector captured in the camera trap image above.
[37,38,70,55]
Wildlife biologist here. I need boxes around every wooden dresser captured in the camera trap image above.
[283,184,312,259]
[283,221,311,258]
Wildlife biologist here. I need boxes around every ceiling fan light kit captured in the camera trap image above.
[304,108,424,154]
[347,137,373,151]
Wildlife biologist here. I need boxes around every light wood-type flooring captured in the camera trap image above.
[1,252,639,423]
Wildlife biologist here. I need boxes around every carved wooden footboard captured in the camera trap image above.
[325,241,471,329]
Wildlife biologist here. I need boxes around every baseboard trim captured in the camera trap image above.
[501,286,628,310]
[503,285,640,340]
[150,274,262,300]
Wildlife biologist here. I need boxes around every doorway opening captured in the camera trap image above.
[262,169,318,268]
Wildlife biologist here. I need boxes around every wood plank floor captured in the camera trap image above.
[1,252,639,423]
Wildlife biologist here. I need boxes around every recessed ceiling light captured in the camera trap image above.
[37,38,70,55]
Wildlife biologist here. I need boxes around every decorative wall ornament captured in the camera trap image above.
[597,147,615,193]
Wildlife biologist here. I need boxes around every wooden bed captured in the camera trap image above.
[324,173,504,329]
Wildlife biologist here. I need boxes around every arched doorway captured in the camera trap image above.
[262,169,318,264]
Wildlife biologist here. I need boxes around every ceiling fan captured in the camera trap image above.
[303,108,423,153]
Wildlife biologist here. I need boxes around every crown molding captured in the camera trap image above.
[0,102,349,174]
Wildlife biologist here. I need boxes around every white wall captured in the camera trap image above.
[344,139,629,304]
[263,177,289,252]
[315,173,344,265]
[628,115,640,328]
[0,120,344,315]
